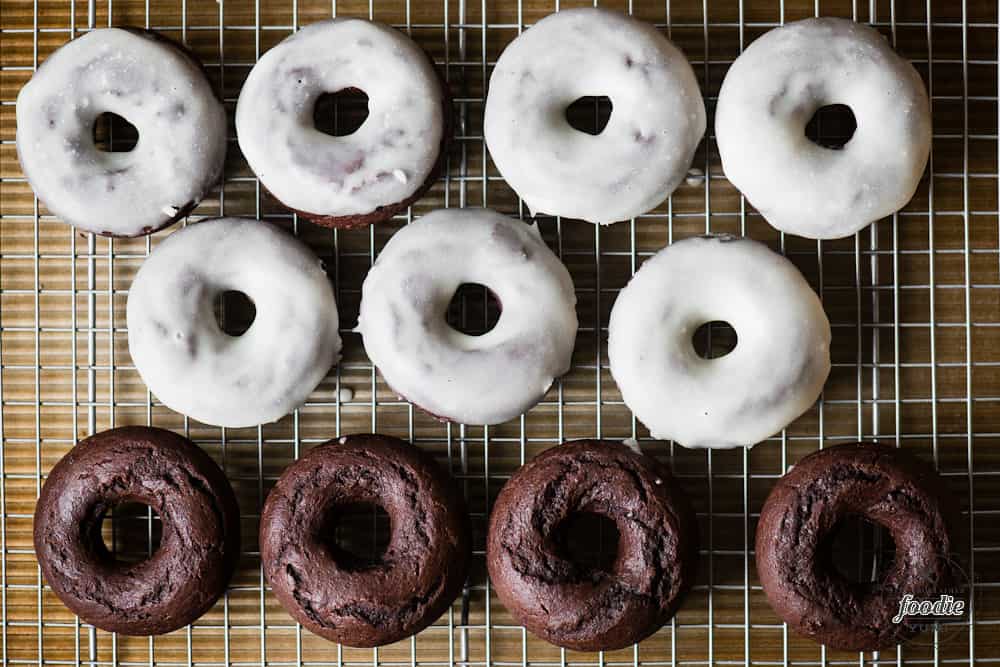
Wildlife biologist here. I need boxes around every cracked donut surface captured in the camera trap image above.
[33,426,240,635]
[486,440,697,651]
[260,434,471,647]
[756,443,958,651]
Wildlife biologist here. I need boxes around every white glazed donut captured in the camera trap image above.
[127,218,341,428]
[357,208,578,425]
[16,28,226,237]
[484,8,706,224]
[608,236,831,449]
[715,18,931,239]
[235,19,447,229]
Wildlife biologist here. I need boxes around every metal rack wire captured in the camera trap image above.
[0,0,998,665]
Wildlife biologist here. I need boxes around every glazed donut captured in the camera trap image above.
[16,28,226,237]
[608,235,830,448]
[261,434,471,647]
[756,443,958,651]
[715,18,931,239]
[487,440,697,651]
[34,427,240,635]
[126,218,340,428]
[484,8,706,224]
[357,208,577,425]
[235,19,448,229]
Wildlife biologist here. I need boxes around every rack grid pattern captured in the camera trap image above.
[1,0,999,666]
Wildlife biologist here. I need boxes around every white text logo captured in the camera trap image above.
[892,594,966,624]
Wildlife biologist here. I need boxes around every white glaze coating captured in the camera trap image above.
[357,208,578,425]
[483,8,706,225]
[16,28,226,237]
[235,19,444,220]
[608,236,831,449]
[127,218,341,428]
[715,17,931,240]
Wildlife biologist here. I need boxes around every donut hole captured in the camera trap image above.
[314,89,370,137]
[825,514,897,586]
[805,104,857,150]
[565,96,613,136]
[692,320,738,359]
[553,511,621,574]
[446,283,501,336]
[213,290,256,336]
[98,501,163,566]
[317,502,392,571]
[92,111,139,152]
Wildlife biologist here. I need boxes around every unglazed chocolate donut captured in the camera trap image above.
[235,19,449,228]
[260,434,471,647]
[756,443,958,651]
[33,427,240,635]
[487,440,697,651]
[16,28,226,237]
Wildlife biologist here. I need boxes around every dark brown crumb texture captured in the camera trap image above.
[755,442,959,652]
[32,426,241,636]
[486,440,698,652]
[259,433,471,647]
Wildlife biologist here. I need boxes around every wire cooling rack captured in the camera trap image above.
[1,0,999,665]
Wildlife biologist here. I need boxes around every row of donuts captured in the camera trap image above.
[36,427,958,653]
[125,210,828,450]
[16,10,930,240]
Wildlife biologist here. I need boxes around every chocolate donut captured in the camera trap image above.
[260,434,471,647]
[608,235,831,449]
[756,443,958,651]
[487,440,698,651]
[16,28,226,237]
[357,208,578,425]
[126,218,341,428]
[483,8,706,224]
[715,18,931,239]
[235,19,451,229]
[33,426,240,635]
